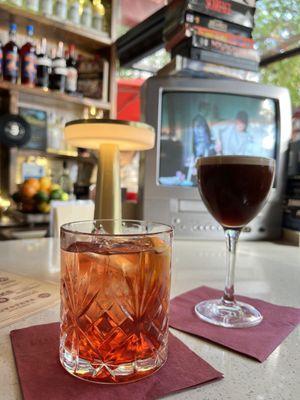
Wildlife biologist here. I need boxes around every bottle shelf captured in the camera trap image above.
[0,81,111,110]
[17,148,97,163]
[0,3,112,52]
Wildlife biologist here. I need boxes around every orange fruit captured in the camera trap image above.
[39,177,52,192]
[21,183,38,198]
[25,178,40,191]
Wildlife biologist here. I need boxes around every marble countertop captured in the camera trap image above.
[0,238,299,400]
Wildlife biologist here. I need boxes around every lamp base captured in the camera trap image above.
[94,144,122,232]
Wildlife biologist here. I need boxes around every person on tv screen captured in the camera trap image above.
[192,102,216,158]
[214,111,254,155]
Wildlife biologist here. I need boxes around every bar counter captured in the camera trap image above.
[0,238,299,399]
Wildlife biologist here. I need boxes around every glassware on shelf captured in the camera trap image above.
[25,0,39,12]
[40,0,53,16]
[92,0,105,31]
[195,155,275,328]
[8,0,23,7]
[80,0,92,29]
[68,0,80,24]
[47,112,63,151]
[59,160,74,194]
[54,0,68,20]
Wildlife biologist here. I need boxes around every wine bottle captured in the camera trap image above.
[20,25,37,86]
[3,23,19,84]
[50,42,67,92]
[36,38,51,89]
[66,44,78,94]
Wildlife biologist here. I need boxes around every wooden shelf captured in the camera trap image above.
[0,3,112,52]
[17,148,97,164]
[0,81,111,110]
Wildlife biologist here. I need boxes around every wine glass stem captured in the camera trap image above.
[222,228,241,304]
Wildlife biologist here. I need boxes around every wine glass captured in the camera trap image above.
[195,155,275,328]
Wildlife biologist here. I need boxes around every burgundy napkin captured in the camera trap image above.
[10,322,222,400]
[170,286,300,362]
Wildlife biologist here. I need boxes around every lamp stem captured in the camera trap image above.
[94,143,122,233]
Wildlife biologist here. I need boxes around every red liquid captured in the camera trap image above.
[197,156,275,228]
[60,238,171,383]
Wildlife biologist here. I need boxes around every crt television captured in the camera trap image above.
[139,76,292,240]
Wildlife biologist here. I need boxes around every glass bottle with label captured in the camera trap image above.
[81,0,92,29]
[3,23,19,84]
[92,0,105,31]
[36,38,51,89]
[65,44,78,94]
[40,0,53,16]
[68,0,80,25]
[55,0,67,20]
[20,25,37,87]
[50,42,67,92]
[25,0,39,12]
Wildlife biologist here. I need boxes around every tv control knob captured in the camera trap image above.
[198,225,204,231]
[180,225,186,230]
[205,225,210,230]
[211,225,216,231]
[173,218,181,224]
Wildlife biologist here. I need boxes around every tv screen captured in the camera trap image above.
[159,91,277,187]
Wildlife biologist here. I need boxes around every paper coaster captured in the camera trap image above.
[11,322,223,400]
[170,286,300,362]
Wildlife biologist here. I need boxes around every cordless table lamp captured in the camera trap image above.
[64,119,155,229]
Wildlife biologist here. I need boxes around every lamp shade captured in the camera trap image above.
[64,119,155,151]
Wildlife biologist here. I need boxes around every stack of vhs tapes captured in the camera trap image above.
[161,0,260,81]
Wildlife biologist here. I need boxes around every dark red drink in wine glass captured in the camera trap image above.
[195,156,275,328]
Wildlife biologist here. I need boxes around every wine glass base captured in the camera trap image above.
[195,299,263,328]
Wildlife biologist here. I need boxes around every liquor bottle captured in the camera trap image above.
[92,0,105,31]
[20,25,37,86]
[54,0,68,20]
[25,0,39,12]
[65,44,78,94]
[81,0,92,28]
[36,38,51,89]
[3,23,19,84]
[68,0,80,25]
[50,41,67,92]
[40,0,53,16]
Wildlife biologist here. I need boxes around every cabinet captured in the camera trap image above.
[0,1,119,194]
